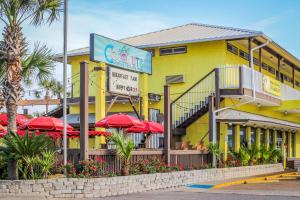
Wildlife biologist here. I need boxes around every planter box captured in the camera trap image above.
[0,163,283,198]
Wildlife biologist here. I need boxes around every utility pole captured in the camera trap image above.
[63,0,68,173]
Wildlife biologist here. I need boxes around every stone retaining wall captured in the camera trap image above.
[0,164,283,198]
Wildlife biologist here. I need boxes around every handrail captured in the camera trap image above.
[171,69,216,104]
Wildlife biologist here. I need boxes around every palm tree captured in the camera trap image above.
[0,131,53,179]
[38,78,56,113]
[108,133,135,176]
[52,81,64,99]
[0,0,62,133]
[0,43,56,120]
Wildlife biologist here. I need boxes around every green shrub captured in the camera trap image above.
[65,158,111,178]
[129,158,183,175]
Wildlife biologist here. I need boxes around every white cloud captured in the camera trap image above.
[1,7,169,114]
[248,16,279,31]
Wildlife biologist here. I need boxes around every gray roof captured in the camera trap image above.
[56,23,262,58]
[120,23,262,48]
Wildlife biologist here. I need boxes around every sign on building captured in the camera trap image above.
[107,67,139,96]
[262,75,281,97]
[90,33,152,74]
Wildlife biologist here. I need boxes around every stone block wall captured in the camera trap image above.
[0,164,283,198]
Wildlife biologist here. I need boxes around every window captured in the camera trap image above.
[277,131,283,149]
[268,66,276,74]
[227,125,235,150]
[250,128,256,146]
[253,57,260,66]
[283,75,292,83]
[292,133,296,157]
[227,43,238,55]
[165,74,185,84]
[260,129,266,146]
[239,50,249,61]
[262,62,268,70]
[160,46,187,56]
[240,126,247,147]
[269,130,274,147]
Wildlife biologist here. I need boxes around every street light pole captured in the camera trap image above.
[63,0,68,175]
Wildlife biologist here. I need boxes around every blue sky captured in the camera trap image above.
[24,0,300,58]
[2,0,299,114]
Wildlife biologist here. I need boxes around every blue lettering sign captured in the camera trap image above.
[90,33,152,74]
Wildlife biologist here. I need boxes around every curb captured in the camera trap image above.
[212,172,297,189]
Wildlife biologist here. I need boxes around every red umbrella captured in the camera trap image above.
[95,113,144,129]
[23,116,73,131]
[125,121,164,134]
[0,113,28,126]
[0,125,5,132]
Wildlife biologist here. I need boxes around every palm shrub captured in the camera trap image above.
[269,145,282,163]
[208,142,223,167]
[260,145,271,164]
[229,147,250,166]
[19,150,56,179]
[245,145,260,166]
[108,133,135,176]
[0,131,53,179]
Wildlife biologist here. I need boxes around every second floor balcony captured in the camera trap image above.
[219,65,300,105]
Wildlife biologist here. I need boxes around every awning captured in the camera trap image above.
[216,109,300,130]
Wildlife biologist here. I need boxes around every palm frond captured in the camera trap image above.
[22,42,55,84]
[31,0,62,26]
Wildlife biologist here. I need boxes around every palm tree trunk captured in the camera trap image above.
[7,160,18,180]
[121,161,129,176]
[6,98,18,133]
[2,23,25,133]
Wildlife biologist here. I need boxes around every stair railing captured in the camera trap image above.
[171,69,216,128]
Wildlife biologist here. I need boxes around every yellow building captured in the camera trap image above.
[59,23,300,161]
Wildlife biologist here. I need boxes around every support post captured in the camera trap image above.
[140,73,149,120]
[80,61,89,160]
[214,68,220,109]
[208,96,215,142]
[164,85,171,166]
[292,65,295,88]
[208,96,216,167]
[277,55,281,82]
[259,48,262,72]
[248,38,252,67]
[256,128,261,148]
[234,125,240,151]
[239,66,243,95]
[94,63,106,149]
[265,129,270,149]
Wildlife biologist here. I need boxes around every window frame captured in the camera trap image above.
[159,46,187,56]
[227,43,238,55]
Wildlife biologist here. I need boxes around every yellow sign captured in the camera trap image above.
[262,75,281,97]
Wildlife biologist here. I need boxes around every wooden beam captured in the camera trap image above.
[215,68,220,109]
[277,55,281,82]
[259,48,262,72]
[293,65,295,88]
[80,61,89,161]
[0,99,61,106]
[164,85,171,165]
[248,37,252,67]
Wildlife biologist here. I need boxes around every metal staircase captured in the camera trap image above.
[171,69,216,135]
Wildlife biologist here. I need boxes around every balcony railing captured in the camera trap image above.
[219,65,300,101]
